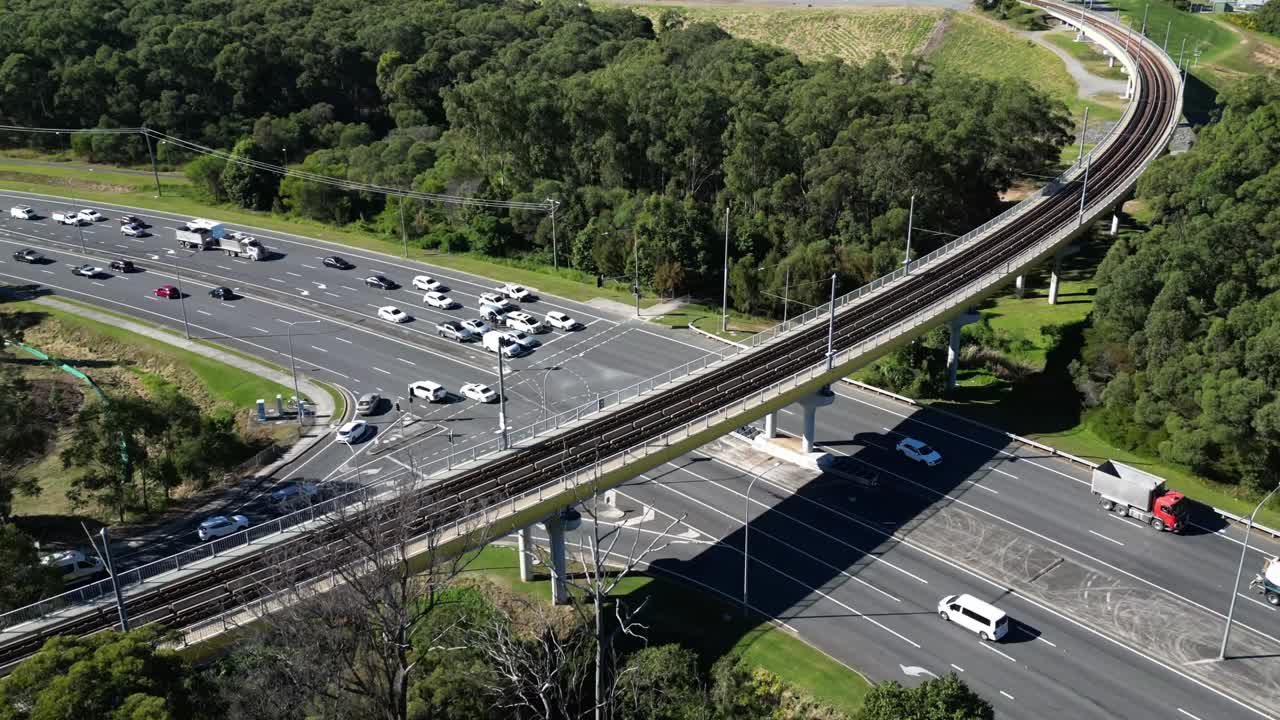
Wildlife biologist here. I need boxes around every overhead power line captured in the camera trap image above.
[0,123,553,212]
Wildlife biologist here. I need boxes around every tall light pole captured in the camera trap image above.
[904,194,915,274]
[75,218,87,254]
[281,319,321,425]
[1163,20,1172,53]
[633,232,640,318]
[172,261,192,340]
[1219,485,1280,660]
[540,366,557,423]
[1077,149,1092,227]
[143,128,162,198]
[1177,36,1186,69]
[1141,3,1149,38]
[721,205,730,333]
[743,461,778,617]
[1077,105,1090,164]
[825,273,838,370]
[496,341,509,450]
[400,195,409,259]
[546,199,560,272]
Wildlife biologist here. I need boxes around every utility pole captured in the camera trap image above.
[547,199,560,272]
[904,194,915,274]
[396,194,407,258]
[1164,20,1172,53]
[1077,151,1092,227]
[1177,36,1186,69]
[100,527,129,631]
[633,232,640,318]
[825,274,837,371]
[782,265,791,325]
[142,129,162,198]
[76,219,86,254]
[1141,3,1149,37]
[1078,105,1090,164]
[721,205,730,333]
[497,343,508,450]
[173,263,192,340]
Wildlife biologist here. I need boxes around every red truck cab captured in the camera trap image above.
[1153,490,1188,533]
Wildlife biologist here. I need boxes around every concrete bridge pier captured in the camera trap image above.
[1014,274,1026,298]
[545,513,570,605]
[517,526,535,582]
[797,388,836,453]
[947,310,982,391]
[1048,245,1080,306]
[1110,213,1120,236]
[763,411,777,439]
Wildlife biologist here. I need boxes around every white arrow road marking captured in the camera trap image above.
[899,665,937,679]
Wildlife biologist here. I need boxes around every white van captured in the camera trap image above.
[9,205,35,220]
[937,593,1008,641]
[408,380,446,402]
[482,330,524,358]
[42,550,105,584]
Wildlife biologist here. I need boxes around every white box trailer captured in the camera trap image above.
[184,218,226,238]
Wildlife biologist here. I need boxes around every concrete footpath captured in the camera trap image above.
[33,296,348,549]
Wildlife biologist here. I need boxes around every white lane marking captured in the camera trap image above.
[325,292,341,298]
[987,466,1018,479]
[217,265,233,271]
[250,326,269,334]
[268,277,284,283]
[1088,530,1125,547]
[1177,709,1204,720]
[233,258,247,264]
[980,643,1017,663]
[334,337,352,345]
[1036,635,1058,648]
[365,303,381,309]
[310,345,328,353]
[1000,690,1015,701]
[965,480,999,495]
[371,367,392,376]
[115,243,128,249]
[950,663,965,673]
[1238,594,1276,611]
[660,462,928,586]
[196,309,212,316]
[397,357,415,366]
[286,271,301,277]
[40,269,54,274]
[275,318,291,324]
[341,285,359,292]
[633,327,724,354]
[91,281,104,287]
[301,264,317,269]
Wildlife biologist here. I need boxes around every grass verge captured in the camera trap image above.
[466,545,872,715]
[649,301,774,344]
[1043,30,1128,80]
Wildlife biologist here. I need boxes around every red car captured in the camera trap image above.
[153,285,180,299]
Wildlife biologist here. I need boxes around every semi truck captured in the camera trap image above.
[217,232,266,260]
[176,228,213,250]
[1091,460,1188,533]
[1250,556,1279,607]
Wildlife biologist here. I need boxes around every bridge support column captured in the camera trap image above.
[1014,274,1026,298]
[797,388,836,453]
[517,526,535,583]
[763,411,777,439]
[544,514,569,605]
[1110,213,1120,236]
[1048,245,1080,306]
[947,310,981,392]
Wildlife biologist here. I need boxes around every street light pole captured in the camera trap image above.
[400,196,408,259]
[76,220,86,254]
[1077,105,1090,164]
[1141,3,1149,37]
[173,262,192,340]
[825,273,838,371]
[1077,150,1092,228]
[143,128,162,198]
[497,343,508,450]
[540,366,555,423]
[904,194,915,274]
[782,265,790,326]
[1163,20,1172,53]
[742,462,776,617]
[283,319,321,425]
[1219,485,1280,660]
[721,205,730,333]
[547,199,560,272]
[633,232,640,318]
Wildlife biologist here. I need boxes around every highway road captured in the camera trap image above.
[6,187,1276,718]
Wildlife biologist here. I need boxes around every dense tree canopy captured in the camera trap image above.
[0,0,1069,301]
[1074,74,1280,495]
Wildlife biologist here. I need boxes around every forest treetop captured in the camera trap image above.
[0,0,1070,303]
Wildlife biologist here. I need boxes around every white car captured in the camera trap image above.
[499,283,535,302]
[378,306,411,324]
[423,291,456,309]
[77,209,103,222]
[502,330,539,351]
[896,437,942,466]
[461,318,491,336]
[197,515,249,542]
[479,291,505,306]
[41,550,104,583]
[72,264,102,278]
[335,420,369,444]
[544,311,579,330]
[120,223,144,237]
[505,311,544,334]
[408,380,447,402]
[9,205,35,220]
[460,382,498,403]
[412,275,443,292]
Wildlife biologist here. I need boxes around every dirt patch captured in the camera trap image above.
[0,169,134,193]
[1000,180,1039,202]
[1252,41,1280,68]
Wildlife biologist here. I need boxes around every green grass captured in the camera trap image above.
[1044,30,1129,80]
[649,301,774,344]
[628,4,942,64]
[931,12,1076,102]
[466,545,872,715]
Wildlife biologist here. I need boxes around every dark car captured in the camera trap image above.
[12,249,43,264]
[110,259,135,273]
[323,256,353,270]
[208,286,235,300]
[365,275,396,290]
[118,215,146,227]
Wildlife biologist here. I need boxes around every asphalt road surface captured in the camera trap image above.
[3,190,1276,718]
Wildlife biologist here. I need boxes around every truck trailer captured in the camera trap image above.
[176,228,213,250]
[1091,460,1187,533]
[217,233,266,260]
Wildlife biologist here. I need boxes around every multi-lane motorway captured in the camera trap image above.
[3,187,1278,719]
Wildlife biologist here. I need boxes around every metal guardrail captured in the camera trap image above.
[0,0,1181,635]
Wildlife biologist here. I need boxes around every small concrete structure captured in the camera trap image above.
[947,310,981,391]
[1014,274,1026,298]
[517,526,535,582]
[1110,213,1120,236]
[545,513,569,605]
[1048,245,1080,306]
[797,388,836,453]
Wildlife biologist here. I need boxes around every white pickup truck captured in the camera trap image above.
[9,205,35,220]
[51,210,83,226]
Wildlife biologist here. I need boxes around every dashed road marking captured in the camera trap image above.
[286,271,301,277]
[334,337,352,345]
[1088,529,1125,547]
[950,663,965,673]
[372,367,392,376]
[196,309,212,316]
[250,326,270,334]
[268,277,284,283]
[325,291,341,298]
[301,264,317,269]
[310,345,328,353]
[980,643,1017,663]
[1177,709,1203,720]
[999,690,1014,701]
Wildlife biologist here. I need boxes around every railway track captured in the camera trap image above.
[0,2,1180,669]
